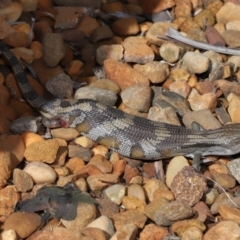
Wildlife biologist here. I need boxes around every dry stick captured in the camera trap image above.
[158,28,240,56]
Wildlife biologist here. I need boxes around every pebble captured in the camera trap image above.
[51,128,79,141]
[188,88,217,112]
[112,159,126,176]
[143,178,169,202]
[10,116,42,134]
[74,86,118,106]
[139,223,168,240]
[88,154,112,174]
[211,173,236,189]
[65,157,85,174]
[127,184,146,202]
[171,166,207,206]
[24,139,59,163]
[219,205,240,225]
[122,195,146,212]
[46,73,73,99]
[0,103,17,121]
[216,2,240,24]
[159,41,182,63]
[75,136,95,148]
[68,145,92,162]
[0,150,15,188]
[171,219,206,237]
[42,33,65,67]
[222,30,240,48]
[121,84,151,112]
[181,227,204,240]
[166,156,189,188]
[1,229,17,240]
[97,198,119,218]
[203,221,240,240]
[181,52,210,74]
[87,174,119,192]
[2,212,41,239]
[154,200,195,226]
[0,186,20,222]
[133,61,170,84]
[86,215,115,237]
[182,109,222,129]
[80,227,108,240]
[112,17,139,36]
[0,117,10,134]
[102,184,126,205]
[169,80,191,98]
[91,25,113,43]
[111,209,147,230]
[215,80,240,97]
[205,26,226,47]
[89,79,120,94]
[122,36,154,64]
[23,162,57,184]
[227,93,240,123]
[110,223,138,240]
[77,15,99,37]
[104,59,149,90]
[193,201,214,222]
[204,188,219,205]
[0,2,23,22]
[96,44,123,65]
[13,168,33,192]
[61,202,97,230]
[229,158,240,184]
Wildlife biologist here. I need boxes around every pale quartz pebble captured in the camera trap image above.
[127,184,146,201]
[166,156,189,188]
[51,128,79,141]
[75,136,95,148]
[86,215,115,237]
[103,184,126,205]
[23,162,57,184]
[1,229,17,240]
[92,145,109,157]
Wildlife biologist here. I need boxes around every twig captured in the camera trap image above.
[158,28,240,56]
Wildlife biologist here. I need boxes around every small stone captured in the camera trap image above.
[227,93,240,123]
[24,139,59,163]
[80,227,108,240]
[122,196,146,212]
[0,16,15,39]
[173,220,205,236]
[122,36,154,64]
[205,26,226,46]
[87,174,119,192]
[204,221,240,240]
[143,178,169,202]
[77,15,99,37]
[67,59,84,78]
[133,61,170,84]
[54,7,83,29]
[182,52,210,74]
[42,33,65,67]
[86,215,115,237]
[51,128,79,141]
[222,30,240,48]
[111,223,138,240]
[153,189,175,202]
[216,2,240,24]
[0,2,23,22]
[211,173,236,189]
[96,44,124,65]
[171,166,207,206]
[219,205,240,225]
[121,84,151,112]
[154,200,195,226]
[111,209,147,230]
[23,162,57,184]
[61,202,97,230]
[112,17,139,36]
[89,79,120,94]
[2,212,41,239]
[65,157,85,174]
[204,188,219,205]
[75,136,95,148]
[91,25,113,43]
[46,73,73,99]
[127,184,146,201]
[88,155,112,174]
[139,0,175,13]
[97,198,119,218]
[169,80,191,98]
[229,158,240,184]
[1,229,17,240]
[68,145,92,162]
[166,156,189,188]
[104,59,149,90]
[139,224,168,240]
[194,9,215,28]
[103,184,126,205]
[148,106,181,126]
[13,169,33,192]
[74,86,117,106]
[0,186,20,222]
[0,103,17,121]
[169,68,190,82]
[112,159,126,176]
[0,117,10,134]
[160,41,181,63]
[182,109,222,129]
[215,79,240,97]
[188,88,217,112]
